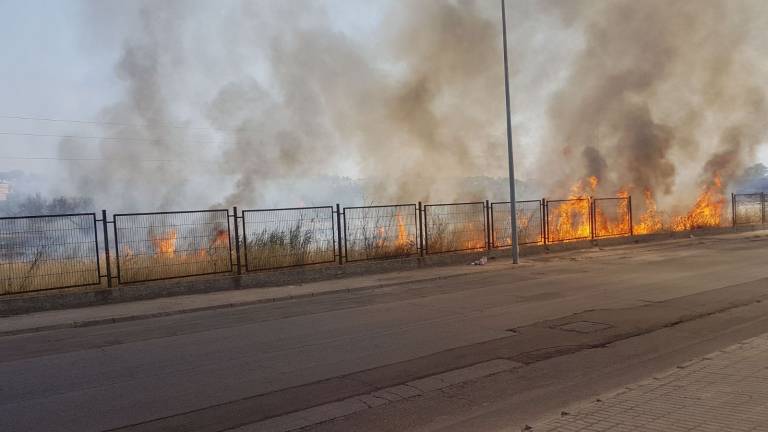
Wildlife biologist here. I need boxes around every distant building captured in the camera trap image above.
[0,182,9,201]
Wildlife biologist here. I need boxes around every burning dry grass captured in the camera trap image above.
[547,177,596,242]
[117,228,231,283]
[425,203,486,254]
[0,177,739,294]
[426,219,486,253]
[345,212,417,261]
[549,174,726,241]
[671,175,725,231]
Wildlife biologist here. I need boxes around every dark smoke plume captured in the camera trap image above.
[543,0,768,205]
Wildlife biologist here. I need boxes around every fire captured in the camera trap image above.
[396,214,408,247]
[634,190,663,234]
[588,175,599,190]
[672,174,725,231]
[593,189,631,237]
[462,221,486,250]
[550,178,593,242]
[213,229,229,248]
[548,173,725,239]
[196,229,230,258]
[373,213,410,251]
[151,229,177,257]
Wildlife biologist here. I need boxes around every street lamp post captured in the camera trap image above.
[501,0,520,264]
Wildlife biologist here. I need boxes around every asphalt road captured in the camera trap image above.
[2,231,768,432]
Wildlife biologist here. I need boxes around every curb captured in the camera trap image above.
[0,267,506,337]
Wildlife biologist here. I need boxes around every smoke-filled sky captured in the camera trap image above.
[1,0,767,212]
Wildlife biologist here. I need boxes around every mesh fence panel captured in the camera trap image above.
[734,194,764,226]
[0,213,99,295]
[491,201,542,247]
[343,205,418,262]
[593,197,631,238]
[546,199,592,243]
[424,202,486,254]
[114,210,231,283]
[243,207,336,271]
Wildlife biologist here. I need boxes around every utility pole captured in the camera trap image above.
[501,0,520,264]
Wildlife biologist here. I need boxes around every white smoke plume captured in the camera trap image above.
[60,0,768,212]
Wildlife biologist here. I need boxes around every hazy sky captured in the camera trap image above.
[1,0,766,210]
[0,0,568,184]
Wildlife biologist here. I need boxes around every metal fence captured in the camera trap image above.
[546,199,592,243]
[733,193,765,226]
[242,206,336,271]
[424,202,487,254]
[592,197,632,238]
[343,204,418,262]
[7,192,763,293]
[113,210,232,283]
[0,213,100,295]
[491,200,543,247]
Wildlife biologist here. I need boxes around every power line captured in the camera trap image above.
[0,156,218,164]
[0,131,225,146]
[0,114,258,133]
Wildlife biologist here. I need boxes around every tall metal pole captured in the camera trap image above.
[501,0,520,264]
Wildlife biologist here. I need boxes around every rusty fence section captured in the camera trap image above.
[112,210,232,284]
[733,193,765,226]
[424,202,487,254]
[491,200,543,247]
[342,204,418,262]
[0,213,100,295]
[592,197,632,238]
[242,207,336,271]
[545,198,592,243]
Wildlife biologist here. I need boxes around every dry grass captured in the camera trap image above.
[344,217,416,261]
[245,224,334,270]
[426,219,486,253]
[116,250,230,283]
[1,256,99,294]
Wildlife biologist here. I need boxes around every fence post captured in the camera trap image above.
[418,202,425,257]
[336,204,343,265]
[732,193,736,228]
[485,200,491,250]
[763,193,766,225]
[423,204,429,255]
[101,209,112,288]
[541,198,548,245]
[232,206,242,275]
[590,197,596,241]
[490,202,495,248]
[628,195,634,236]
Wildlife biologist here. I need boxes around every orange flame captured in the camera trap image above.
[151,229,177,257]
[396,214,408,247]
[196,229,229,258]
[593,189,631,237]
[633,190,663,234]
[548,172,725,240]
[213,229,229,248]
[550,178,594,241]
[462,221,487,250]
[672,174,724,231]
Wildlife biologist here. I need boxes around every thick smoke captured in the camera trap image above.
[62,0,767,212]
[66,0,513,210]
[543,0,768,206]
